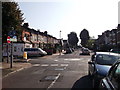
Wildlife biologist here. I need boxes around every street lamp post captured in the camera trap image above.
[59,30,61,55]
[60,30,61,39]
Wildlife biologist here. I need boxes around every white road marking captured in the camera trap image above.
[33,64,40,66]
[64,58,82,61]
[47,73,61,89]
[88,59,91,61]
[60,64,68,66]
[51,64,58,66]
[54,60,58,62]
[41,64,49,67]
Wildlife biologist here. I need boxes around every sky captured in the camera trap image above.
[15,0,119,41]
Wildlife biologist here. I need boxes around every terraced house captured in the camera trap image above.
[3,23,60,57]
[95,24,120,51]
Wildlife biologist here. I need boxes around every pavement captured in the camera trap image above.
[1,57,32,78]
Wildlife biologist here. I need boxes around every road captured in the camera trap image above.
[2,49,93,89]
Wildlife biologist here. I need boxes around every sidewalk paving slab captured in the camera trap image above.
[1,59,32,78]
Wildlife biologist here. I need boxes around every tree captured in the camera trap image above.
[80,29,90,47]
[2,1,24,43]
[86,37,96,50]
[68,32,79,47]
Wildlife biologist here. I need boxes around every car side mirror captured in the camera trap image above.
[88,61,94,64]
[91,55,95,61]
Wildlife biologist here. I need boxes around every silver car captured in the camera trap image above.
[81,48,90,55]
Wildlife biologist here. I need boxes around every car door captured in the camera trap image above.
[109,63,120,90]
[88,54,96,75]
[33,48,39,56]
[24,48,31,56]
[100,63,120,90]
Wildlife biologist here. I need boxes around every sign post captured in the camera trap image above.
[7,36,11,63]
[10,41,13,68]
[8,29,17,68]
[7,43,10,63]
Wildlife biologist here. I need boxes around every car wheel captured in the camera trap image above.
[92,77,99,89]
[92,78,95,88]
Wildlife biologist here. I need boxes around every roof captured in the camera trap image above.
[95,52,120,56]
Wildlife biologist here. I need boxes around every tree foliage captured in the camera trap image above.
[2,1,24,43]
[80,29,90,47]
[86,37,95,49]
[68,32,79,47]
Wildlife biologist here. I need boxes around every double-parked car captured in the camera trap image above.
[88,52,120,88]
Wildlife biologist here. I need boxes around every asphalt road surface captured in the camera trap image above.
[2,49,93,89]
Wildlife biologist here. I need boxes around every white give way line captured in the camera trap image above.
[32,64,69,67]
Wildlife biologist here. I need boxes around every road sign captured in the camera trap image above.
[7,36,11,43]
[10,36,17,42]
[8,30,16,37]
[13,36,17,39]
[10,38,17,42]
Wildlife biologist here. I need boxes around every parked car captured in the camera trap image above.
[81,48,90,55]
[43,43,53,55]
[71,48,75,52]
[88,52,120,88]
[24,48,47,57]
[99,61,120,90]
[65,48,72,54]
[38,48,47,56]
[110,48,120,54]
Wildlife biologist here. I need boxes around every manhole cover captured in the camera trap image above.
[40,74,60,82]
[54,67,66,71]
[45,75,58,80]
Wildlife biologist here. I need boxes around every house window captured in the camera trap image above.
[21,47,24,52]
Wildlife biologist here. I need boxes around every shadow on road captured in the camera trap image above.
[71,75,93,90]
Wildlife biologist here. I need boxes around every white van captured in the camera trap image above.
[24,48,47,57]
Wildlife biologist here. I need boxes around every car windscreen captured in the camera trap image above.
[96,54,120,65]
[24,48,38,51]
[24,48,31,51]
[84,49,89,51]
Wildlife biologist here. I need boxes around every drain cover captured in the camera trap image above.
[55,67,66,71]
[40,75,60,82]
[45,75,58,81]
